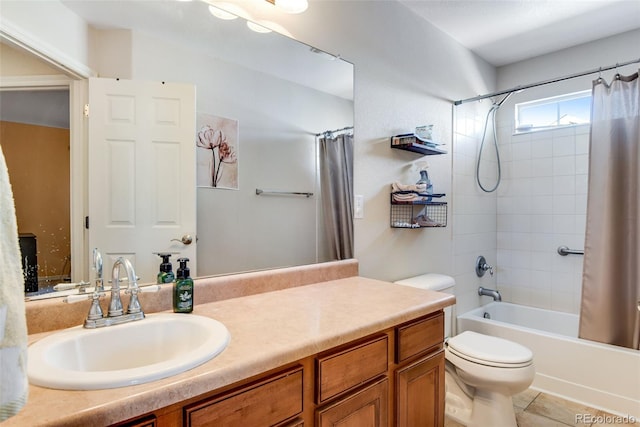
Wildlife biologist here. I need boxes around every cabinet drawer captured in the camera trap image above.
[396,312,443,363]
[185,366,303,427]
[316,335,388,403]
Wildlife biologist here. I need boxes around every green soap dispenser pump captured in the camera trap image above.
[173,258,193,313]
[156,253,175,284]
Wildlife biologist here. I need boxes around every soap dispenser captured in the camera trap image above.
[156,253,175,284]
[173,258,193,313]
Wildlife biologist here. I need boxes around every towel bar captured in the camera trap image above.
[557,246,584,256]
[256,189,313,198]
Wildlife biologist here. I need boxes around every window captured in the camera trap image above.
[515,90,591,133]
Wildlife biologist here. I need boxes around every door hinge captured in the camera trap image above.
[85,216,89,229]
[83,104,90,117]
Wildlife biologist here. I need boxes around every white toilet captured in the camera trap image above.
[394,274,535,427]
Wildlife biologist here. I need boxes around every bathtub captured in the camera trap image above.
[457,302,640,419]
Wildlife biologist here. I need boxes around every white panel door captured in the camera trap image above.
[88,77,196,284]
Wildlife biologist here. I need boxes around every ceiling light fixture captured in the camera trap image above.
[208,5,238,20]
[246,21,272,33]
[265,0,308,14]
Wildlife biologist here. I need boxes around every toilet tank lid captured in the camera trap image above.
[394,273,455,291]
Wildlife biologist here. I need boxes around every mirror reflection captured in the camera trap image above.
[0,0,354,300]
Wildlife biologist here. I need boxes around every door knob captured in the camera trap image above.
[171,234,193,245]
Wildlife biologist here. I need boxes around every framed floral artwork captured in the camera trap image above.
[196,113,238,189]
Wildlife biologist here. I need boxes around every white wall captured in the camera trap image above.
[267,1,496,282]
[494,29,640,313]
[2,1,497,295]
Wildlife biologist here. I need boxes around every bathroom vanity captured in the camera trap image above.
[13,262,454,427]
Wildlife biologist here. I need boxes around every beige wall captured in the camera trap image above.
[0,42,62,76]
[0,121,71,279]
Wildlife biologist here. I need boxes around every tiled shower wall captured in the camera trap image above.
[452,102,499,320]
[495,123,589,314]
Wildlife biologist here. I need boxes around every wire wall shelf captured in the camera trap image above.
[390,197,447,229]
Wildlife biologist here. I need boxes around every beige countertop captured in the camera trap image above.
[8,276,454,427]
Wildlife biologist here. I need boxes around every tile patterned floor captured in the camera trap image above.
[444,389,640,427]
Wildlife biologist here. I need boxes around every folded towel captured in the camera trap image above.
[392,193,430,203]
[391,182,427,193]
[0,146,28,420]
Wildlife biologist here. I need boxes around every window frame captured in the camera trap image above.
[514,90,591,134]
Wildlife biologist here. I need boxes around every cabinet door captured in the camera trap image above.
[395,350,444,427]
[316,378,388,427]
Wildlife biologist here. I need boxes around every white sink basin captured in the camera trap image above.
[28,313,230,390]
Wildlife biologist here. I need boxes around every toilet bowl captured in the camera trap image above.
[394,274,535,427]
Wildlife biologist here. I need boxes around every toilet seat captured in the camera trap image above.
[447,331,533,368]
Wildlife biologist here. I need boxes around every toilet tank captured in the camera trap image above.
[394,274,455,338]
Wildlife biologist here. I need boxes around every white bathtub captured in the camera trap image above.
[457,302,640,418]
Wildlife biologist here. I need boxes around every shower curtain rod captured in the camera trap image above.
[315,126,354,137]
[453,57,640,106]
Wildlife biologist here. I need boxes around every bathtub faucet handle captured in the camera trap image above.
[475,255,494,277]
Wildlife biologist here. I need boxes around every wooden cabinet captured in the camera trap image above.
[396,312,443,363]
[184,366,303,427]
[116,415,157,427]
[316,335,388,404]
[396,351,445,427]
[395,312,445,427]
[112,311,445,427]
[316,378,389,427]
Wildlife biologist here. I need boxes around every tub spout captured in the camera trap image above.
[478,286,502,302]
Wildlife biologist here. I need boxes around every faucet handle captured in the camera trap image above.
[475,255,494,277]
[64,294,92,304]
[137,285,161,293]
[54,281,91,292]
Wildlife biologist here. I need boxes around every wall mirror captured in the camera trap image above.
[0,0,354,300]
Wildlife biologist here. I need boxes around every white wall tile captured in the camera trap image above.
[530,176,554,196]
[575,174,589,194]
[553,135,576,156]
[531,158,554,177]
[494,123,587,315]
[575,133,590,153]
[553,176,576,195]
[575,154,589,175]
[531,139,553,158]
[530,215,553,233]
[553,156,576,176]
[553,195,576,214]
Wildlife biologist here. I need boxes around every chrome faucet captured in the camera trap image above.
[108,257,141,317]
[478,286,502,302]
[65,252,159,328]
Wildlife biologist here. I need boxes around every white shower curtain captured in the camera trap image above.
[579,69,640,349]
